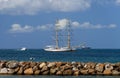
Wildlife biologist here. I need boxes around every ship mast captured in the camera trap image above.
[55,19,71,49]
[55,20,59,49]
[67,20,71,49]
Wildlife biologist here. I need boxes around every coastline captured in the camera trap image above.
[0,60,120,75]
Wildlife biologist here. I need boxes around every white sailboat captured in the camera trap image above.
[44,19,76,52]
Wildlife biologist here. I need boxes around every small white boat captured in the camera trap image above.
[81,45,91,49]
[80,43,91,50]
[20,47,27,51]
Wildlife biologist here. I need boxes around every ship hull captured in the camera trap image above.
[44,47,76,52]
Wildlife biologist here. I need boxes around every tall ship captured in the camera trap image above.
[44,19,76,52]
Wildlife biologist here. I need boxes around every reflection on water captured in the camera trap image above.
[0,75,120,78]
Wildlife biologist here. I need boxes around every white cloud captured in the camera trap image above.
[116,0,120,5]
[1,0,120,15]
[56,19,70,29]
[72,21,80,27]
[36,24,53,30]
[0,0,91,15]
[72,21,117,29]
[9,24,34,33]
[0,0,44,15]
[50,0,91,12]
[51,19,117,30]
[93,0,115,5]
[9,24,53,33]
[36,26,48,30]
[87,0,120,6]
[9,19,117,33]
[108,24,117,28]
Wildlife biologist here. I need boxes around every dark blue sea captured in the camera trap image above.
[0,49,120,78]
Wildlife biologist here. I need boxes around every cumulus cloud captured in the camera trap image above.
[9,19,117,33]
[116,0,120,5]
[1,0,119,15]
[56,19,70,29]
[108,24,117,28]
[50,0,91,12]
[0,0,44,15]
[9,24,52,33]
[72,21,117,29]
[9,24,34,33]
[93,0,115,5]
[72,21,80,27]
[55,19,117,29]
[0,0,91,15]
[36,24,53,30]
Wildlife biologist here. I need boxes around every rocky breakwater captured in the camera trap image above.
[0,61,120,75]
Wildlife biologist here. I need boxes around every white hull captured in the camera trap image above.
[44,47,76,52]
[20,47,27,51]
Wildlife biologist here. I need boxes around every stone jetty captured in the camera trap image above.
[0,60,120,75]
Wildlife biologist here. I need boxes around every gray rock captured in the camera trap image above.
[112,70,120,75]
[0,62,6,68]
[7,68,15,74]
[0,68,8,74]
[105,64,113,70]
[112,64,119,71]
[7,62,19,69]
[0,67,15,74]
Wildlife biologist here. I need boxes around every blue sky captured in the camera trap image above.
[0,0,120,49]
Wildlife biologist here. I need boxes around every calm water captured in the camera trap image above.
[0,49,120,78]
[0,49,120,63]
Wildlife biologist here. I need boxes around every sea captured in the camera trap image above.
[0,49,120,78]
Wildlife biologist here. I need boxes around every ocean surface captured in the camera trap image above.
[0,49,120,78]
